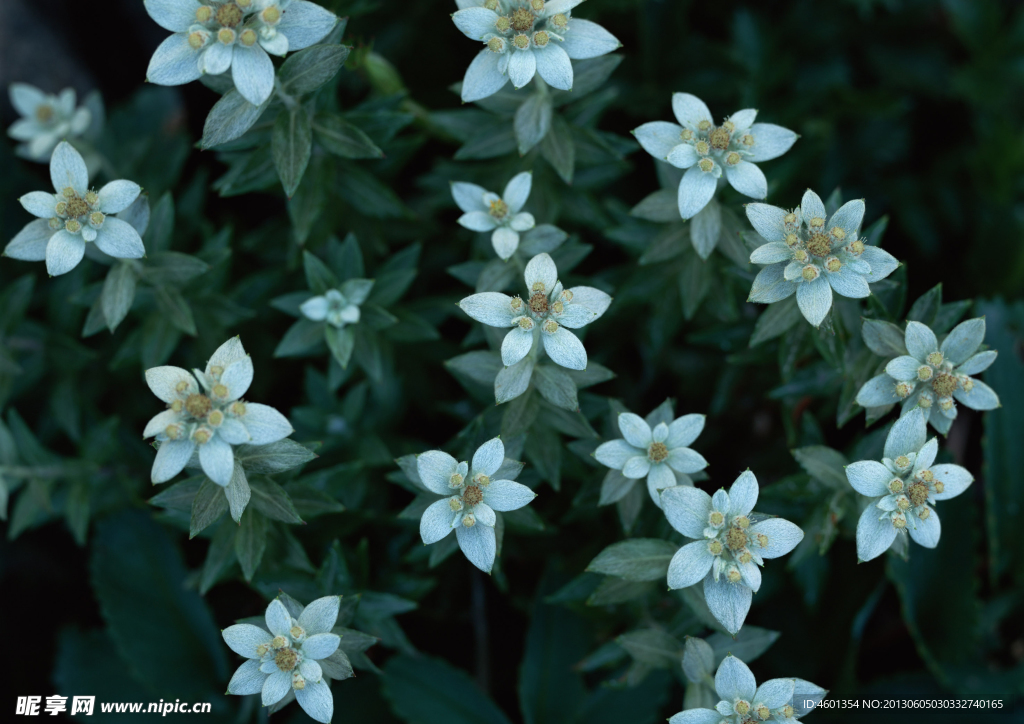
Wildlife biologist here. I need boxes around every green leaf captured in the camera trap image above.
[446,351,502,388]
[532,365,579,411]
[455,127,517,160]
[279,44,351,95]
[200,89,271,149]
[148,476,203,512]
[140,252,210,286]
[514,93,553,155]
[325,324,356,368]
[586,577,654,606]
[90,511,228,698]
[235,439,318,475]
[249,476,304,524]
[792,445,849,490]
[100,262,137,332]
[314,112,385,159]
[861,317,907,356]
[190,477,228,538]
[225,463,250,522]
[640,224,687,265]
[586,539,678,581]
[576,670,672,724]
[555,55,622,102]
[706,626,780,666]
[750,295,801,347]
[235,506,268,581]
[199,519,237,594]
[304,250,340,293]
[284,481,345,518]
[631,189,679,223]
[154,285,197,336]
[907,283,942,326]
[273,106,313,197]
[616,629,684,668]
[275,318,325,357]
[540,112,575,184]
[382,654,514,724]
[335,161,408,218]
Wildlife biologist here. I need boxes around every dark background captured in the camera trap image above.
[2,0,1023,722]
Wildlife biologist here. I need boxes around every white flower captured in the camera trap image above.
[847,409,974,562]
[458,252,611,371]
[4,142,145,277]
[453,0,621,102]
[301,280,374,328]
[746,190,901,327]
[7,84,91,162]
[144,336,294,486]
[144,0,339,106]
[670,654,826,724]
[416,437,537,573]
[594,410,707,508]
[661,472,804,634]
[633,93,797,220]
[223,596,344,724]
[856,318,1000,435]
[452,172,536,260]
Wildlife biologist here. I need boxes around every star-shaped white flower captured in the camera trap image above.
[670,654,826,724]
[7,84,91,162]
[4,142,144,276]
[746,190,900,327]
[847,409,974,562]
[301,281,374,328]
[458,252,611,371]
[144,336,294,486]
[594,409,707,507]
[452,172,536,260]
[453,0,621,102]
[144,0,339,105]
[661,471,804,634]
[856,318,999,435]
[223,596,345,724]
[416,437,537,573]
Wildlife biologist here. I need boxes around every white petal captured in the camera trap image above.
[451,181,489,213]
[219,418,251,445]
[622,456,650,479]
[728,471,759,516]
[677,164,717,220]
[265,599,293,636]
[567,286,612,317]
[501,326,534,366]
[953,379,1000,410]
[299,659,323,683]
[754,678,795,710]
[301,295,329,321]
[144,0,201,32]
[144,409,181,439]
[260,32,289,56]
[940,318,985,365]
[633,122,686,160]
[456,522,497,573]
[646,462,676,505]
[151,439,195,483]
[222,623,273,658]
[19,191,57,218]
[661,485,712,539]
[908,508,941,548]
[509,212,534,231]
[929,464,973,500]
[262,671,291,706]
[672,92,713,129]
[796,275,833,327]
[617,413,653,448]
[200,42,234,76]
[594,439,641,470]
[241,403,294,445]
[459,292,516,327]
[825,265,870,299]
[420,499,456,543]
[744,203,788,244]
[453,7,501,40]
[417,450,460,495]
[232,45,275,106]
[301,633,340,660]
[845,461,893,497]
[956,350,997,376]
[800,189,826,222]
[704,577,752,635]
[860,245,900,283]
[884,409,927,460]
[524,253,558,293]
[856,505,898,562]
[749,518,804,559]
[904,321,938,360]
[667,541,714,589]
[462,49,509,103]
[294,679,334,724]
[277,0,339,51]
[533,44,573,90]
[483,479,536,511]
[666,143,699,169]
[227,660,268,695]
[4,219,54,261]
[745,123,798,163]
[715,655,757,701]
[472,437,505,477]
[829,199,865,237]
[886,355,922,381]
[97,180,142,214]
[750,242,793,265]
[9,83,47,117]
[220,358,254,401]
[666,447,707,474]
[45,230,85,276]
[147,33,204,86]
[49,141,88,195]
[561,18,619,59]
[748,262,795,304]
[665,414,704,449]
[200,435,235,486]
[208,337,247,370]
[508,49,537,90]
[725,160,767,199]
[542,327,587,369]
[93,218,146,259]
[145,366,197,402]
[502,172,532,214]
[856,374,901,408]
[459,211,498,232]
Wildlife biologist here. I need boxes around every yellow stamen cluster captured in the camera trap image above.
[185,393,213,418]
[698,158,715,173]
[462,485,484,507]
[533,30,549,47]
[216,3,244,27]
[274,648,298,672]
[932,372,958,397]
[542,319,558,334]
[708,540,723,555]
[510,7,534,31]
[36,105,55,123]
[529,292,549,315]
[806,232,832,257]
[489,198,509,219]
[708,126,731,150]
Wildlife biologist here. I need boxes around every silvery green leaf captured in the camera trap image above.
[519,224,568,255]
[201,90,271,150]
[446,350,503,388]
[325,325,355,369]
[533,364,579,411]
[141,252,210,286]
[566,362,614,389]
[514,92,553,155]
[276,319,325,357]
[235,508,267,581]
[707,627,781,668]
[455,126,518,160]
[862,318,907,356]
[616,629,684,668]
[249,476,303,524]
[631,189,680,223]
[117,194,150,237]
[273,106,313,198]
[682,637,715,683]
[190,477,228,539]
[540,112,575,184]
[599,469,634,505]
[304,250,340,293]
[154,286,197,336]
[554,55,622,104]
[640,225,688,265]
[792,446,849,490]
[313,113,384,159]
[101,261,137,332]
[587,538,678,581]
[495,355,535,404]
[235,439,318,475]
[278,44,350,96]
[225,463,251,523]
[149,476,203,512]
[749,296,801,347]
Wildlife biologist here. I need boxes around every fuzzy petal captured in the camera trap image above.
[501,326,535,366]
[617,413,653,448]
[502,171,532,214]
[594,439,642,470]
[147,33,204,86]
[860,245,900,283]
[240,403,293,445]
[745,123,798,163]
[800,189,827,222]
[483,479,536,511]
[941,318,985,364]
[929,464,973,500]
[666,447,707,474]
[704,578,752,635]
[460,292,516,327]
[749,518,804,558]
[956,350,997,376]
[97,180,142,214]
[672,92,713,129]
[262,670,292,706]
[227,659,268,695]
[828,199,865,237]
[908,508,941,548]
[561,18,620,59]
[667,540,715,589]
[744,203,788,243]
[665,414,704,449]
[884,409,927,460]
[199,435,235,486]
[677,164,717,220]
[542,326,587,370]
[144,0,201,32]
[297,596,340,635]
[151,439,195,484]
[493,226,521,260]
[232,44,275,106]
[200,41,234,76]
[452,7,501,40]
[508,48,537,89]
[461,49,509,103]
[50,141,89,196]
[826,265,870,298]
[856,505,898,562]
[145,366,197,402]
[796,275,833,327]
[19,191,57,218]
[749,242,793,265]
[534,44,573,91]
[856,374,901,408]
[748,263,796,304]
[634,122,686,160]
[953,379,999,410]
[666,143,699,169]
[45,230,85,276]
[5,219,54,261]
[845,460,893,497]
[294,679,333,724]
[222,624,273,659]
[456,521,497,573]
[94,217,146,259]
[143,409,181,439]
[472,438,505,477]
[754,678,796,710]
[277,0,339,51]
[646,462,676,503]
[458,211,499,232]
[724,161,767,199]
[661,485,712,539]
[886,355,924,381]
[451,181,490,213]
[417,451,460,495]
[622,456,651,479]
[301,633,340,660]
[905,321,938,360]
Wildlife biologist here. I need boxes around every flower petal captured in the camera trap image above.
[501,327,534,367]
[508,48,537,89]
[750,242,793,265]
[749,518,804,559]
[953,379,1000,410]
[594,439,641,470]
[502,171,532,214]
[860,245,900,282]
[232,45,275,106]
[9,83,47,117]
[845,460,893,497]
[525,253,558,293]
[725,160,767,199]
[561,18,620,59]
[294,679,333,724]
[222,623,273,658]
[301,632,340,660]
[542,326,587,370]
[667,540,714,589]
[905,321,938,360]
[98,180,142,214]
[956,350,997,376]
[886,355,923,381]
[144,409,181,439]
[4,219,54,261]
[417,451,460,495]
[825,264,870,299]
[45,230,85,276]
[929,464,973,500]
[666,447,707,474]
[672,93,713,128]
[456,521,497,573]
[451,181,490,213]
[301,295,328,321]
[262,670,291,707]
[941,318,985,365]
[661,485,712,539]
[460,292,516,327]
[727,471,759,516]
[50,141,89,196]
[151,439,195,484]
[744,203,788,244]
[677,164,717,220]
[704,578,752,635]
[297,596,340,635]
[483,479,536,511]
[19,191,57,218]
[200,42,234,76]
[144,0,201,32]
[617,413,653,448]
[745,123,798,163]
[856,505,898,562]
[856,374,901,408]
[227,659,267,695]
[458,211,498,232]
[420,499,457,544]
[622,456,650,479]
[462,49,509,102]
[665,415,704,449]
[754,678,796,710]
[884,408,927,460]
[452,7,500,40]
[666,143,699,169]
[646,462,676,505]
[277,0,339,51]
[567,286,612,317]
[472,438,505,477]
[908,508,941,548]
[199,435,235,486]
[534,44,573,91]
[147,33,204,86]
[240,403,293,445]
[94,217,146,259]
[796,275,833,327]
[748,263,795,304]
[633,122,686,160]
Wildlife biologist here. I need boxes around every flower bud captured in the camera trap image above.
[698,158,715,173]
[801,265,819,282]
